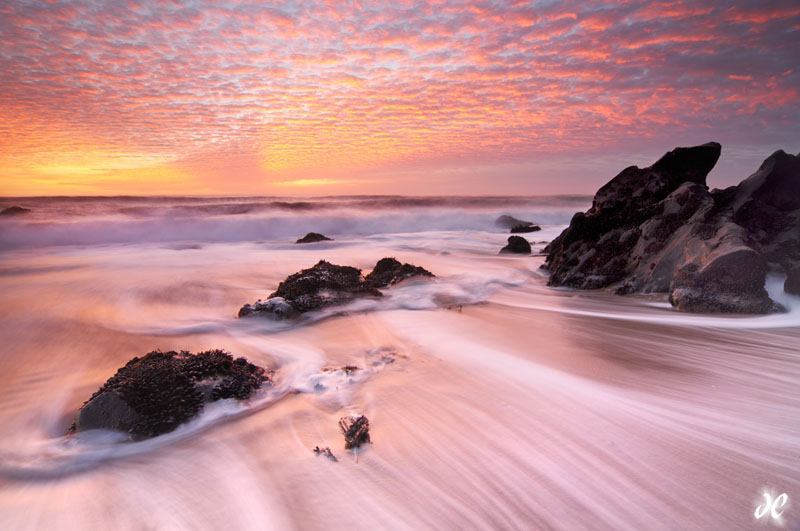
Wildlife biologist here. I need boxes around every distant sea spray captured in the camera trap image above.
[0,195,590,249]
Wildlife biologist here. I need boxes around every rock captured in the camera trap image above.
[500,235,531,254]
[239,260,381,318]
[669,245,774,313]
[70,350,270,439]
[296,232,333,244]
[240,258,436,318]
[544,142,800,313]
[496,214,540,233]
[364,257,435,288]
[238,297,298,319]
[728,150,800,270]
[511,225,541,233]
[0,206,31,216]
[339,415,370,449]
[786,266,800,295]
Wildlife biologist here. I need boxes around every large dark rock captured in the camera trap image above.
[496,214,540,233]
[500,236,531,254]
[544,143,800,313]
[296,232,333,244]
[70,350,269,439]
[365,257,434,288]
[0,206,31,216]
[239,258,436,319]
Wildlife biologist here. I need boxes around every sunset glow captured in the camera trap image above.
[1,0,798,195]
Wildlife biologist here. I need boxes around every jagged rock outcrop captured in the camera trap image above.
[70,350,269,439]
[544,143,799,313]
[239,258,435,318]
[0,206,31,216]
[500,235,532,254]
[496,214,540,233]
[296,232,333,244]
[364,257,434,288]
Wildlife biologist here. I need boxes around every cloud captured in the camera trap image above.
[0,0,798,194]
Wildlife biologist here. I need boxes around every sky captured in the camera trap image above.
[0,0,798,197]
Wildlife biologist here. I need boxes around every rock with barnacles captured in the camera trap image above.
[364,257,435,288]
[339,415,371,449]
[69,350,270,439]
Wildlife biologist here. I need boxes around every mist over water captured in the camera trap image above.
[0,196,798,530]
[0,195,586,249]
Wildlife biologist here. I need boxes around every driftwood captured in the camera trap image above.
[338,415,371,449]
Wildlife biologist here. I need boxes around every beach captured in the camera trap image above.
[0,196,798,530]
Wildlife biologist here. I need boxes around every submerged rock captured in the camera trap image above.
[544,143,800,313]
[496,214,540,233]
[240,258,435,319]
[296,232,333,244]
[364,257,435,288]
[339,415,371,449]
[0,206,31,216]
[500,235,531,254]
[70,350,269,439]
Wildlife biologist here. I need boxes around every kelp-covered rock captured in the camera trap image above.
[70,350,269,439]
[296,232,333,244]
[240,258,436,318]
[268,260,380,312]
[500,236,531,254]
[544,143,800,313]
[239,260,381,318]
[364,257,435,288]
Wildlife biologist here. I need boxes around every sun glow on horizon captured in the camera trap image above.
[0,1,797,196]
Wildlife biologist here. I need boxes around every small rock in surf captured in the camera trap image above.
[0,206,31,216]
[364,257,435,288]
[499,235,532,254]
[495,214,540,233]
[296,232,333,244]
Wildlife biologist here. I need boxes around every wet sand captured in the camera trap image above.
[0,231,798,530]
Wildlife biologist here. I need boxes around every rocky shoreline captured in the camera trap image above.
[543,142,799,313]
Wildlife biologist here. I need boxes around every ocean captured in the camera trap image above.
[0,195,798,530]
